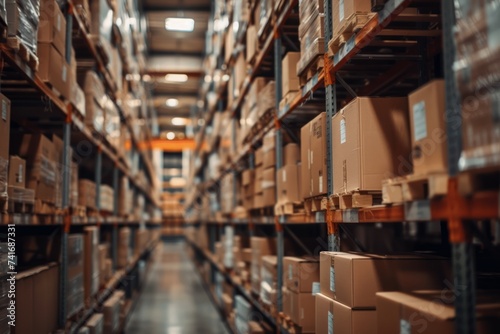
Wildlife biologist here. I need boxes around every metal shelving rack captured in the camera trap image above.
[185,0,492,333]
[0,1,162,331]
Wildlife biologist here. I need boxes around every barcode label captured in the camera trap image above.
[340,119,346,144]
[328,311,334,334]
[413,101,427,141]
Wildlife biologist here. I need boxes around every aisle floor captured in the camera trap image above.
[126,241,229,334]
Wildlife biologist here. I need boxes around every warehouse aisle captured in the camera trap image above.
[126,241,229,334]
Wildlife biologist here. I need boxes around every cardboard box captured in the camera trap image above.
[301,112,327,198]
[315,293,334,334]
[86,313,104,334]
[255,147,264,166]
[334,299,376,334]
[277,164,302,204]
[78,179,96,209]
[332,0,372,37]
[377,291,500,334]
[242,169,254,186]
[408,80,448,175]
[37,43,71,99]
[263,148,276,169]
[38,0,67,56]
[251,237,276,293]
[284,256,319,293]
[282,52,301,97]
[283,288,316,332]
[16,264,59,334]
[262,167,275,189]
[284,143,300,165]
[103,295,120,333]
[319,252,451,308]
[0,94,11,161]
[84,227,100,305]
[246,25,257,62]
[8,156,26,188]
[332,97,411,194]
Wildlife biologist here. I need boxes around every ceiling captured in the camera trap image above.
[143,0,211,138]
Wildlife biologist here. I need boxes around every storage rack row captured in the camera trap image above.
[0,0,162,331]
[186,0,494,333]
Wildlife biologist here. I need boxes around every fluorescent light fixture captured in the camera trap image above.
[166,132,176,140]
[222,74,230,81]
[142,74,151,82]
[165,18,195,32]
[166,98,179,107]
[165,74,188,83]
[171,117,188,126]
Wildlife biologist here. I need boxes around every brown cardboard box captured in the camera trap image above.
[284,256,319,293]
[277,164,302,204]
[79,179,96,209]
[332,0,372,37]
[0,94,11,161]
[262,255,278,282]
[103,294,121,333]
[315,293,334,334]
[334,300,377,334]
[255,147,264,166]
[38,0,67,56]
[376,291,500,334]
[246,25,257,62]
[8,156,26,188]
[251,237,276,293]
[282,52,301,97]
[319,252,451,308]
[235,52,246,94]
[284,143,300,165]
[84,227,100,305]
[242,248,252,263]
[37,43,71,99]
[262,167,275,189]
[302,112,327,197]
[225,24,234,63]
[242,169,254,186]
[263,148,276,169]
[283,288,316,332]
[408,80,447,175]
[332,97,411,194]
[86,313,104,334]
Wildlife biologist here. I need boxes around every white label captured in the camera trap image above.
[413,101,427,141]
[340,119,346,144]
[339,0,345,21]
[1,101,6,121]
[283,170,287,182]
[62,66,67,82]
[400,319,411,334]
[288,264,293,280]
[330,267,335,291]
[312,282,320,295]
[310,150,314,166]
[328,311,334,334]
[319,176,323,193]
[18,164,23,183]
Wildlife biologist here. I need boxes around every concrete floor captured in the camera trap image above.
[126,241,229,334]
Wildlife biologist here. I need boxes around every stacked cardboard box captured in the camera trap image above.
[15,263,59,334]
[0,94,10,200]
[7,156,35,211]
[100,184,114,213]
[246,24,257,63]
[134,228,149,256]
[454,2,500,170]
[257,81,276,118]
[276,143,301,205]
[332,0,372,41]
[103,291,124,334]
[89,0,113,63]
[67,234,84,318]
[241,169,254,208]
[241,77,269,141]
[81,71,106,134]
[281,52,301,100]
[117,227,130,268]
[260,255,277,310]
[18,134,58,208]
[282,257,319,333]
[7,0,40,55]
[85,313,104,334]
[250,237,276,294]
[377,290,500,334]
[79,179,97,209]
[98,243,110,287]
[301,113,327,199]
[253,148,264,208]
[297,0,324,76]
[332,98,411,195]
[316,252,451,333]
[118,176,132,217]
[84,227,100,306]
[220,173,236,215]
[261,131,276,207]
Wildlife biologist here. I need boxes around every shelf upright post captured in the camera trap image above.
[274,31,284,314]
[59,1,74,327]
[95,147,102,214]
[112,165,119,270]
[324,0,340,252]
[441,1,475,333]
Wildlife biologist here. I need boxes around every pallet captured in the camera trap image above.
[7,37,39,71]
[332,190,382,210]
[382,172,449,204]
[70,205,87,218]
[274,201,305,216]
[304,196,329,214]
[328,13,376,56]
[7,199,35,214]
[458,167,500,196]
[297,38,324,80]
[33,199,56,215]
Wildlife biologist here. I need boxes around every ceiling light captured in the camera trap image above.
[204,75,211,83]
[165,74,188,83]
[142,74,151,82]
[172,117,188,126]
[166,98,179,107]
[165,18,195,32]
[166,132,176,140]
[222,74,230,81]
[213,75,220,82]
